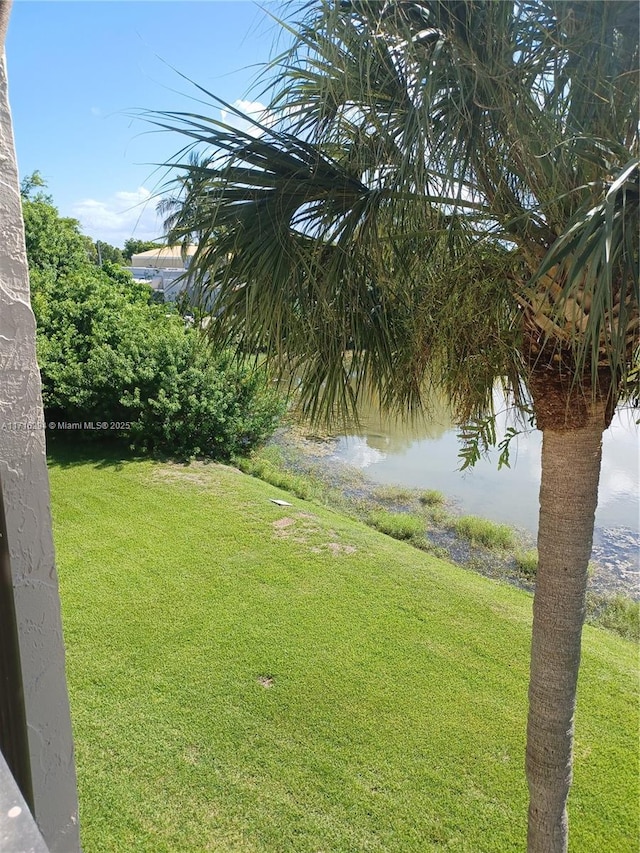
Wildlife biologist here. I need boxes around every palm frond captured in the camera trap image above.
[526,157,639,383]
[149,0,639,425]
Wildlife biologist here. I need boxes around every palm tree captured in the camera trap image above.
[157,150,217,248]
[151,2,639,850]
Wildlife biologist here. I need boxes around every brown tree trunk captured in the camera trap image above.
[526,403,607,852]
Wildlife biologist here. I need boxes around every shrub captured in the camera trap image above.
[127,347,284,459]
[33,264,283,460]
[25,186,284,460]
[452,515,515,549]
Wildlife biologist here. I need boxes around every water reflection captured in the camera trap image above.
[330,398,639,537]
[337,392,454,455]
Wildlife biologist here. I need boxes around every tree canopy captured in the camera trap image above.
[153,0,638,430]
[25,189,283,459]
[123,238,164,262]
[22,189,92,281]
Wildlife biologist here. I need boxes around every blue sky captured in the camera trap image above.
[6,2,286,245]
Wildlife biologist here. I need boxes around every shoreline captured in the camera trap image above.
[262,426,640,603]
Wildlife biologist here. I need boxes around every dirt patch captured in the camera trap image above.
[271,512,356,555]
[182,745,201,765]
[272,517,296,531]
[257,675,275,688]
[327,542,357,555]
[272,513,321,540]
[311,541,358,555]
[151,460,242,488]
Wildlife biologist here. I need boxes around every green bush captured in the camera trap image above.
[367,510,425,541]
[452,515,515,549]
[30,232,283,460]
[22,183,284,461]
[22,193,90,280]
[126,347,284,459]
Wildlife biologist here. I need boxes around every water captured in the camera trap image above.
[330,401,639,538]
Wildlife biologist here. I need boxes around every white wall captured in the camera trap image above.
[0,51,80,852]
[129,267,189,301]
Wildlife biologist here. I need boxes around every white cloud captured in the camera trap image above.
[73,99,277,247]
[71,187,163,247]
[220,99,275,138]
[331,436,386,469]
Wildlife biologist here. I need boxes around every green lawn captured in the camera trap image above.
[48,448,639,852]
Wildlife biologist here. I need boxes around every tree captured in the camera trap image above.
[24,192,283,460]
[22,189,137,293]
[19,168,47,199]
[21,174,127,269]
[32,263,283,459]
[22,191,91,279]
[94,240,125,266]
[157,150,215,247]
[122,238,163,262]
[153,2,639,850]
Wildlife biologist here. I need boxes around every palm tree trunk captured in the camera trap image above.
[526,405,606,853]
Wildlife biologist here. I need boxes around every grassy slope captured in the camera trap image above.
[47,451,639,853]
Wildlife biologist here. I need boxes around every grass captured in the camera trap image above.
[367,509,426,541]
[513,551,600,583]
[514,549,538,578]
[419,489,446,507]
[452,515,516,550]
[235,450,320,501]
[371,484,417,503]
[47,446,639,852]
[586,593,640,642]
[234,441,636,640]
[513,552,639,641]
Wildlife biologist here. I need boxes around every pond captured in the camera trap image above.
[329,397,639,541]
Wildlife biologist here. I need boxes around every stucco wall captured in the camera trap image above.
[0,51,80,852]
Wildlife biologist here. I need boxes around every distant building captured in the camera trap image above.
[130,245,197,270]
[129,245,200,303]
